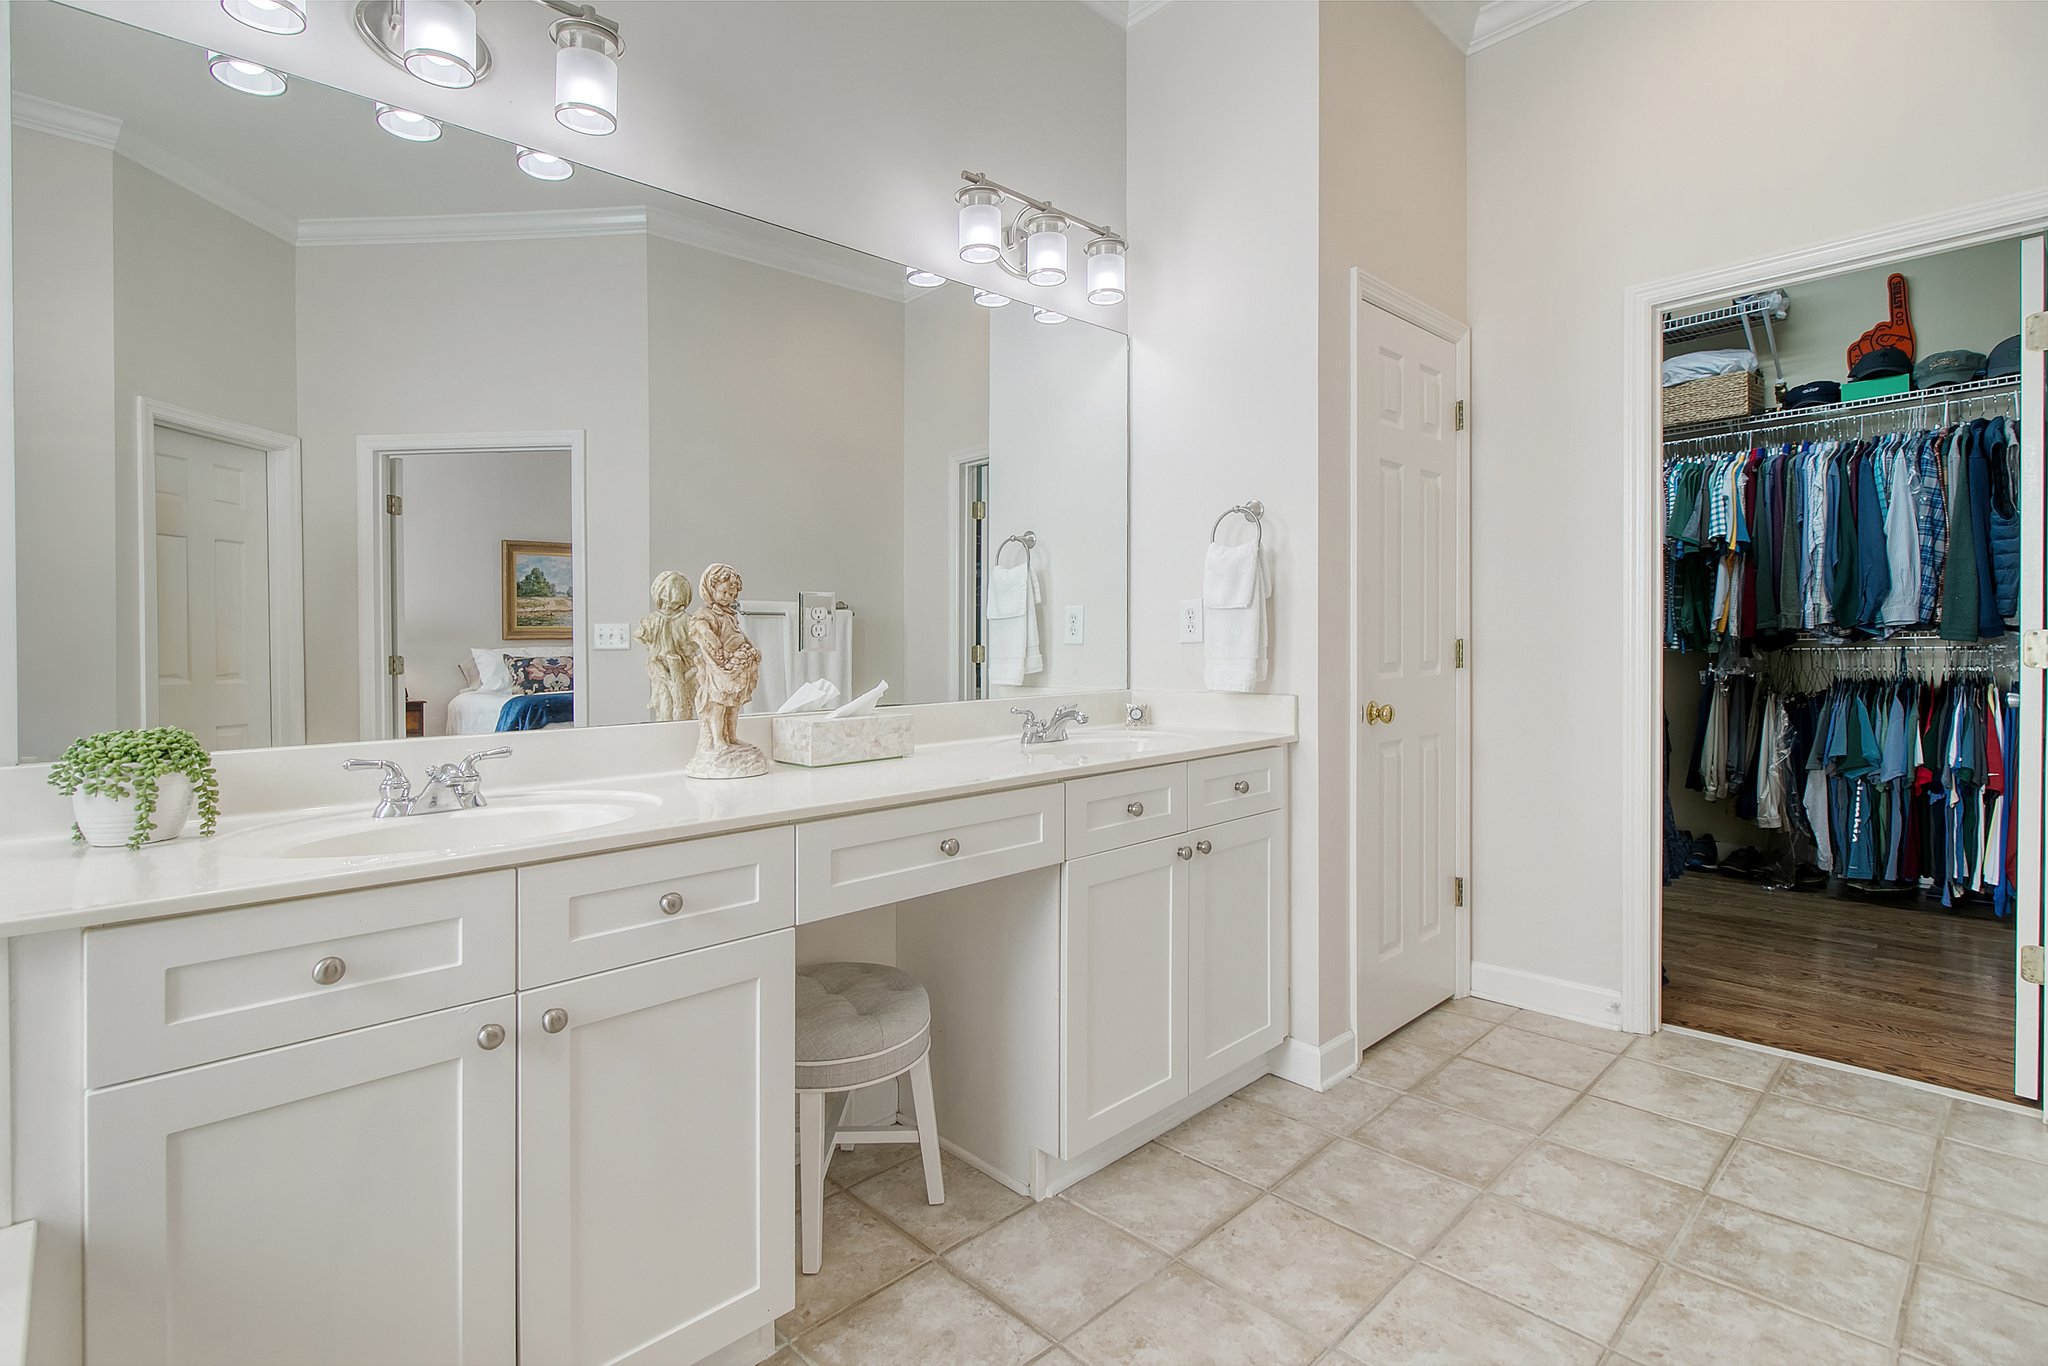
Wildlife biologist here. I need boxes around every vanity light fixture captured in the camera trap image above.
[954,171,1126,306]
[221,0,307,36]
[376,103,443,141]
[1032,307,1067,325]
[515,146,575,181]
[400,0,480,87]
[973,289,1010,308]
[905,267,947,289]
[551,8,623,135]
[207,51,288,96]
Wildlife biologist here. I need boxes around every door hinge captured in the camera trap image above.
[1454,400,1466,431]
[387,655,405,676]
[2023,629,2048,670]
[970,499,987,521]
[1454,637,1466,669]
[385,493,403,516]
[1453,876,1465,908]
[970,643,987,665]
[2024,944,2045,987]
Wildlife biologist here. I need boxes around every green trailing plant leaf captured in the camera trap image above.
[47,727,221,849]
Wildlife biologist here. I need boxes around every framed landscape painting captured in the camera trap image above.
[503,540,573,640]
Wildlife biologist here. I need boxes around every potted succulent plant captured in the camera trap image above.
[48,727,221,850]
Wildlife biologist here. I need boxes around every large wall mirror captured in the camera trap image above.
[8,0,1129,761]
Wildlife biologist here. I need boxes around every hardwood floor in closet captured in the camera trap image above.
[1662,877,2026,1103]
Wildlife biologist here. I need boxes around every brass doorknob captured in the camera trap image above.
[1365,702,1395,726]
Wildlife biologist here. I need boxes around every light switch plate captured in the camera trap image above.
[1064,606,1084,644]
[593,623,630,650]
[1179,600,1203,642]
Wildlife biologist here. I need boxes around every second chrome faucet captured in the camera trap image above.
[343,747,511,818]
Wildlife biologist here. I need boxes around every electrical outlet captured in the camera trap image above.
[593,623,631,650]
[1064,606,1084,644]
[1179,600,1203,642]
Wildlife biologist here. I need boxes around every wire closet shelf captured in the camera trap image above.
[1663,374,2018,449]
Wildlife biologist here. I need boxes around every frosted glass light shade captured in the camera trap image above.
[1024,216,1068,287]
[221,0,306,35]
[207,52,287,96]
[972,289,1010,308]
[1085,237,1127,306]
[515,146,574,181]
[957,193,1002,265]
[376,104,442,141]
[402,0,478,88]
[554,38,619,135]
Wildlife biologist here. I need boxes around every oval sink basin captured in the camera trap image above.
[219,792,659,861]
[996,731,1205,766]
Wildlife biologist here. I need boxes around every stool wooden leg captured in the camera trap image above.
[799,1089,825,1275]
[908,1053,945,1206]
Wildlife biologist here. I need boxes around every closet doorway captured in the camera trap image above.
[1646,231,2045,1107]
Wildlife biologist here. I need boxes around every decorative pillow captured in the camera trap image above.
[505,655,573,694]
[471,648,514,692]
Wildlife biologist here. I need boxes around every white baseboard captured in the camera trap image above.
[1271,1031,1359,1090]
[1469,962,1626,1032]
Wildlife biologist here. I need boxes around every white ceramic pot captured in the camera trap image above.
[72,772,195,849]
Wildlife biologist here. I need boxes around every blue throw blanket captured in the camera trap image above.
[497,692,573,731]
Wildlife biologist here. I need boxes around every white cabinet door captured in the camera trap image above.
[1188,811,1288,1091]
[520,929,794,1366]
[1061,836,1189,1157]
[84,998,518,1366]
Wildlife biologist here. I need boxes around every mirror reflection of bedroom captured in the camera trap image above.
[389,447,575,739]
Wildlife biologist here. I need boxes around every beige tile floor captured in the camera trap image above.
[769,999,2048,1365]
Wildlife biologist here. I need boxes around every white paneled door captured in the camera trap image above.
[153,424,273,749]
[1355,296,1464,1048]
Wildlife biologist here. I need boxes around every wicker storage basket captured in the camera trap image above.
[1663,370,1764,427]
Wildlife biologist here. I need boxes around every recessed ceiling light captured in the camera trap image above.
[221,0,306,36]
[973,289,1010,308]
[375,104,442,142]
[905,267,946,289]
[1032,308,1067,325]
[515,146,574,182]
[207,51,288,96]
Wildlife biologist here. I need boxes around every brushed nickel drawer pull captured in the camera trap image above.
[311,956,346,986]
[1176,846,1194,861]
[939,838,961,858]
[658,891,685,915]
[477,1023,506,1051]
[541,1008,569,1034]
[1196,840,1213,855]
[1233,779,1251,794]
[1126,801,1145,817]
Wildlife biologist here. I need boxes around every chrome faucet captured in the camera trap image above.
[1012,705,1089,745]
[343,748,510,818]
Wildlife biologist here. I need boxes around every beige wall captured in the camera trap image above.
[294,234,651,739]
[1467,0,2048,1000]
[645,235,906,708]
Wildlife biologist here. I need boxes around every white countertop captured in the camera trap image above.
[0,727,1293,936]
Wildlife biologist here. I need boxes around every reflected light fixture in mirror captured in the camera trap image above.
[552,13,622,135]
[905,267,946,289]
[207,51,288,96]
[1085,235,1127,306]
[401,0,480,88]
[376,103,443,141]
[222,0,307,36]
[1033,308,1067,325]
[515,146,575,181]
[973,289,1010,308]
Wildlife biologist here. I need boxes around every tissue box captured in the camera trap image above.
[771,713,914,767]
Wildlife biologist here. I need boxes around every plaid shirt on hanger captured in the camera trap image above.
[1914,429,1949,623]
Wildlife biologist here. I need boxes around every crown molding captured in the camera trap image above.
[644,202,905,300]
[11,92,122,149]
[1126,0,1173,27]
[1466,0,1587,54]
[1078,0,1171,31]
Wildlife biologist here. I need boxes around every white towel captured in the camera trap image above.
[987,562,1042,685]
[1203,540,1269,692]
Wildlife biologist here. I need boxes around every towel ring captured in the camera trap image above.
[996,531,1037,565]
[1211,500,1265,547]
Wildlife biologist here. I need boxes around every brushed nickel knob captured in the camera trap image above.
[541,1008,569,1034]
[477,1023,506,1051]
[1126,801,1145,817]
[1233,780,1251,794]
[1196,840,1213,855]
[658,891,685,916]
[311,956,346,986]
[1176,846,1194,861]
[939,838,961,857]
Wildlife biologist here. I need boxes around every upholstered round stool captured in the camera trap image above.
[795,962,945,1274]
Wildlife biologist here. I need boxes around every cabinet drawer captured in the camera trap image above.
[1066,763,1189,859]
[517,827,794,987]
[1188,748,1286,824]
[797,786,1065,922]
[85,871,516,1088]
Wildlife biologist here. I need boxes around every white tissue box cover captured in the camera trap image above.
[771,713,915,766]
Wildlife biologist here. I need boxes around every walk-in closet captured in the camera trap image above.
[1659,238,2042,1106]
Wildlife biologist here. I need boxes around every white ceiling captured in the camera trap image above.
[1411,0,1588,54]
